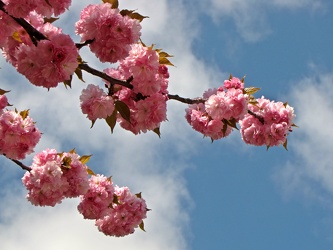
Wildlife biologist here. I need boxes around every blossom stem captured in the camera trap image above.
[9,158,32,171]
[248,110,265,124]
[78,63,134,89]
[0,0,48,45]
[167,94,205,104]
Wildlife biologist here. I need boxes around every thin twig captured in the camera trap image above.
[0,0,48,45]
[10,158,32,171]
[248,109,265,124]
[78,63,134,89]
[167,94,205,104]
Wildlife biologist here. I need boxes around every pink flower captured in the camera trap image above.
[3,0,71,18]
[119,44,163,96]
[14,23,78,88]
[80,84,115,121]
[117,93,167,134]
[22,149,67,206]
[75,3,141,63]
[22,149,90,206]
[0,95,8,110]
[223,77,244,90]
[239,96,295,147]
[205,88,248,121]
[0,110,41,160]
[78,174,115,220]
[95,186,147,237]
[104,60,169,135]
[60,152,89,198]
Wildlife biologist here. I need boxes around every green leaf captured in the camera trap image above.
[105,108,118,133]
[102,0,118,8]
[159,57,174,66]
[87,168,95,175]
[79,155,92,165]
[69,148,76,154]
[228,73,233,80]
[12,31,22,43]
[19,109,29,120]
[63,75,72,88]
[139,221,146,232]
[43,17,59,24]
[90,119,96,129]
[0,88,10,95]
[74,67,85,83]
[135,192,142,199]
[120,9,148,22]
[283,139,288,151]
[224,118,238,130]
[115,100,131,123]
[62,156,72,168]
[153,127,161,138]
[244,87,261,95]
[113,194,121,205]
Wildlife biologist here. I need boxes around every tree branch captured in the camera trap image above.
[248,109,265,124]
[9,158,32,171]
[0,0,48,45]
[78,63,134,89]
[167,94,205,104]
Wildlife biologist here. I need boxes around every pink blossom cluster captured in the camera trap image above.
[78,175,147,237]
[3,0,71,18]
[77,174,115,220]
[95,186,148,237]
[239,97,295,147]
[75,3,142,63]
[186,77,248,140]
[104,43,169,134]
[22,149,89,206]
[80,84,115,121]
[0,104,41,160]
[1,12,78,88]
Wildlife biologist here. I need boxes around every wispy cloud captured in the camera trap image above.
[274,72,333,206]
[201,0,324,42]
[0,0,221,249]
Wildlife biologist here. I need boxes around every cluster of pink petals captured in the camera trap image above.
[223,77,245,90]
[78,174,115,220]
[15,23,78,88]
[0,10,19,48]
[0,11,78,89]
[0,94,8,109]
[78,176,147,237]
[186,78,248,140]
[3,0,72,18]
[22,149,89,206]
[239,97,295,147]
[103,44,169,134]
[80,84,115,121]
[75,3,142,63]
[95,186,147,237]
[0,107,41,160]
[119,44,168,96]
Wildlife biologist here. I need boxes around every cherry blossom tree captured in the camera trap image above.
[0,0,296,237]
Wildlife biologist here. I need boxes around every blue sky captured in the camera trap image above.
[1,0,333,249]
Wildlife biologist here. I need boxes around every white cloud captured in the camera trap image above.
[201,0,324,42]
[0,0,221,249]
[274,72,333,207]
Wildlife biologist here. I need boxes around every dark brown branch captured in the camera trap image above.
[248,110,265,124]
[76,39,95,50]
[10,158,32,171]
[78,63,134,89]
[167,94,205,104]
[0,0,48,45]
